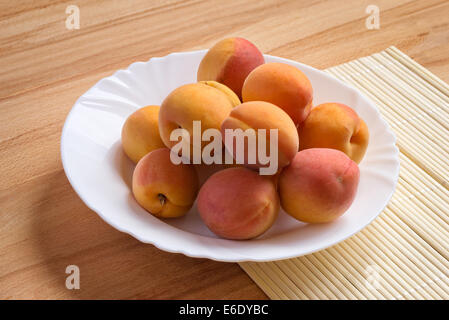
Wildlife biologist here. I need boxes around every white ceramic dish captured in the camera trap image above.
[61,50,399,262]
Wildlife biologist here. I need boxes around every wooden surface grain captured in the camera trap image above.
[0,0,448,299]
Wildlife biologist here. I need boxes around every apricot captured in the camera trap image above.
[242,62,313,126]
[197,38,264,98]
[220,101,299,172]
[198,80,240,107]
[121,105,165,163]
[279,148,360,223]
[298,103,369,163]
[195,147,243,187]
[159,82,239,161]
[197,167,279,240]
[132,148,199,218]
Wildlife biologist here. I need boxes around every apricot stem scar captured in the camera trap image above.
[158,193,166,206]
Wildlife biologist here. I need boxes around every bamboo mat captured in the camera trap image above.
[239,47,449,300]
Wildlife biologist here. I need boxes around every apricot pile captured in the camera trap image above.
[121,37,369,240]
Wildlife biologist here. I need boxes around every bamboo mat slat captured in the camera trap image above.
[239,47,449,300]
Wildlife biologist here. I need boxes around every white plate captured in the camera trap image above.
[61,50,399,262]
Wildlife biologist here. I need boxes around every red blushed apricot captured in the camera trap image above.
[197,38,265,98]
[220,101,299,171]
[298,103,369,163]
[242,62,313,126]
[197,167,279,240]
[132,148,199,218]
[279,148,360,223]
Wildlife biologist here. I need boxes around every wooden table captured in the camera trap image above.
[1,0,448,299]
